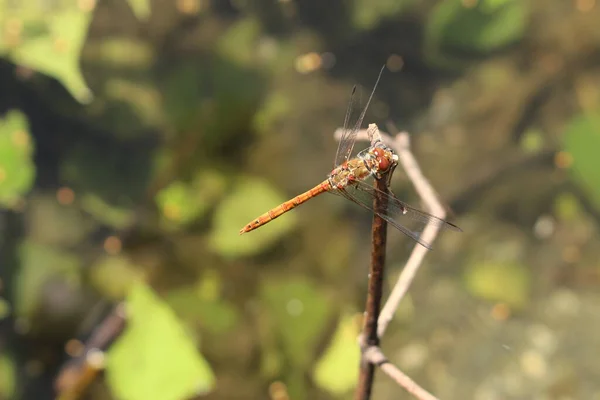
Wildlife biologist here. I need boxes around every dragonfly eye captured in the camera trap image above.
[371,147,390,171]
[372,147,383,158]
[378,155,390,171]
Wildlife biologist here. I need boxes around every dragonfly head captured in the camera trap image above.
[361,143,398,177]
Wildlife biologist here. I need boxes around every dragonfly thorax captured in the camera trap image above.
[328,158,370,189]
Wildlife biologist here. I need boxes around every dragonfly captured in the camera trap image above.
[240,66,461,249]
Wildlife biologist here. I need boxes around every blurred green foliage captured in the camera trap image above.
[161,58,264,155]
[0,298,9,319]
[519,128,545,154]
[89,255,144,300]
[313,313,360,395]
[125,0,151,21]
[260,278,333,369]
[27,195,92,246]
[563,112,600,209]
[0,356,16,399]
[351,0,415,30]
[425,0,527,67]
[0,110,35,208]
[259,278,335,398]
[554,192,585,223]
[60,141,152,209]
[1,1,600,399]
[210,177,298,258]
[0,1,93,102]
[464,260,531,309]
[106,282,215,400]
[166,270,239,335]
[14,241,81,318]
[252,91,293,137]
[79,194,137,230]
[156,170,226,230]
[217,18,263,67]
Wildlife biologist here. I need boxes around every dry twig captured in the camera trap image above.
[355,126,393,400]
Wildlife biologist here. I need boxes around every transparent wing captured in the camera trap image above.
[334,85,357,168]
[334,65,386,167]
[354,180,462,231]
[335,180,461,249]
[336,187,433,249]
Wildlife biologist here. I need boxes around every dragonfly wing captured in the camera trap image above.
[353,180,462,232]
[334,85,358,168]
[334,65,386,167]
[336,185,435,250]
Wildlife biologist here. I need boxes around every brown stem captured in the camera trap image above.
[55,303,127,399]
[354,174,391,400]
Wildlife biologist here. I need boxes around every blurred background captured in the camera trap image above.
[1,0,600,399]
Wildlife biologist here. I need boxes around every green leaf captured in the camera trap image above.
[210,177,298,258]
[1,5,94,102]
[313,314,360,395]
[463,261,531,309]
[260,278,333,368]
[106,282,215,400]
[0,110,35,208]
[562,113,600,208]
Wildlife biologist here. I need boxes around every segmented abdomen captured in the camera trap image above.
[239,180,331,234]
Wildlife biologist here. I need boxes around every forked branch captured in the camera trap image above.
[335,123,446,400]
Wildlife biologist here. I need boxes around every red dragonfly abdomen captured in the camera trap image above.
[239,180,331,234]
